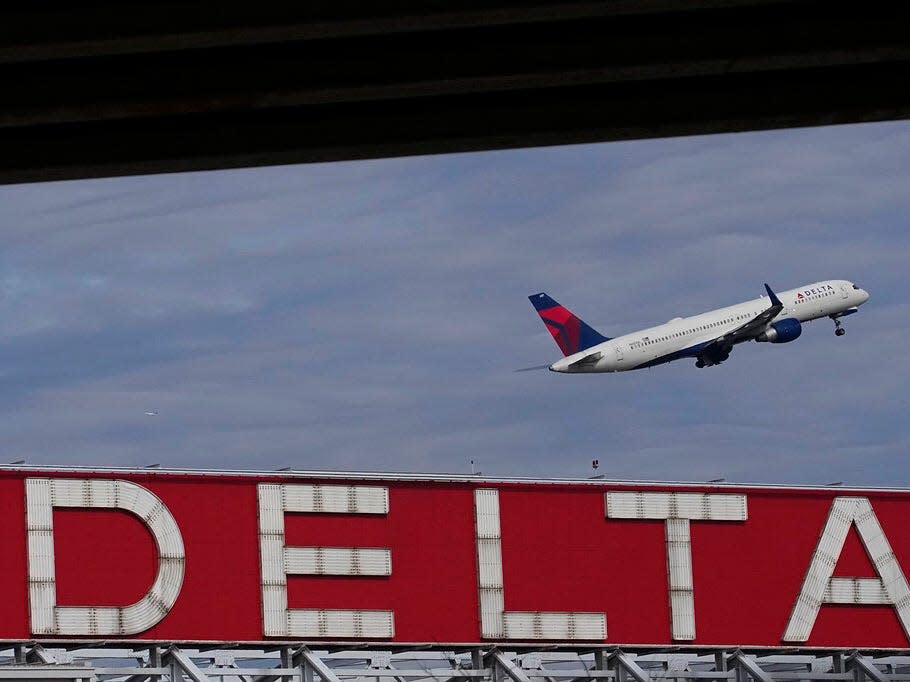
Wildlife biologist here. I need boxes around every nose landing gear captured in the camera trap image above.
[831,315,846,336]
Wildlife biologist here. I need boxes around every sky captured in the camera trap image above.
[0,120,908,486]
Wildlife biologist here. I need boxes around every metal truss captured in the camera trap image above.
[1,645,910,682]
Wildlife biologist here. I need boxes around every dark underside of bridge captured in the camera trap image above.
[2,1,910,184]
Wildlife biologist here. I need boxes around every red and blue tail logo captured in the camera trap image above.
[528,293,610,356]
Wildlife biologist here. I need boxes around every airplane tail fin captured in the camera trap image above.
[528,293,610,356]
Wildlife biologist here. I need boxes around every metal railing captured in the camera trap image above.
[1,645,909,682]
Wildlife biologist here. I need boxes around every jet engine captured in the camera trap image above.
[756,318,802,343]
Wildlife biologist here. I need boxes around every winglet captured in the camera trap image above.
[764,283,782,307]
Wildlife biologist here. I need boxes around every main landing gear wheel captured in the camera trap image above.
[831,315,846,336]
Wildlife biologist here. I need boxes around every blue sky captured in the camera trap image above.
[0,121,908,485]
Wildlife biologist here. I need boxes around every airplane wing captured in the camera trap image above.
[699,283,784,365]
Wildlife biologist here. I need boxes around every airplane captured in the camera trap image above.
[528,280,869,373]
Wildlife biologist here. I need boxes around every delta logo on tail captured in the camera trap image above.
[530,293,609,356]
[526,280,869,374]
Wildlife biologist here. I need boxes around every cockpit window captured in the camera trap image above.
[853,284,860,290]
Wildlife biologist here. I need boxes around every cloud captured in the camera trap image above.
[0,120,908,486]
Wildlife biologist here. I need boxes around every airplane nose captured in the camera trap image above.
[861,289,870,303]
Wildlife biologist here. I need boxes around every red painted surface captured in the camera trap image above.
[2,469,910,647]
[55,508,157,606]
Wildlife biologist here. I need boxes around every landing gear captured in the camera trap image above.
[695,345,731,368]
[831,315,846,336]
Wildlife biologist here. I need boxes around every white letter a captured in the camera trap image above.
[783,497,910,642]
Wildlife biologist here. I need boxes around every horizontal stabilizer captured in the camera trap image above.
[568,351,603,369]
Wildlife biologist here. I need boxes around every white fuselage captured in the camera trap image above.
[550,280,870,373]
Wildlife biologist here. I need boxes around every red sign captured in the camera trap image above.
[1,468,910,648]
